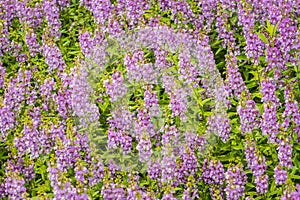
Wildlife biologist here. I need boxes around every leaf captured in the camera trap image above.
[232,144,243,151]
[245,182,256,189]
[245,80,258,89]
[210,40,223,47]
[215,46,224,55]
[265,19,273,35]
[202,98,212,105]
[265,19,279,38]
[174,187,182,191]
[160,17,171,25]
[257,32,268,44]
[216,61,225,67]
[230,15,238,25]
[248,70,259,81]
[290,175,300,179]
[268,180,278,197]
[294,145,300,151]
[236,54,248,61]
[99,99,110,112]
[259,56,266,62]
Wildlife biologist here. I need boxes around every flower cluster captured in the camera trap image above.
[237,98,261,134]
[104,70,127,102]
[225,164,247,200]
[225,52,247,99]
[124,50,159,84]
[202,159,225,185]
[245,139,268,194]
[42,0,62,39]
[178,52,199,87]
[261,77,280,143]
[282,85,300,137]
[274,165,288,185]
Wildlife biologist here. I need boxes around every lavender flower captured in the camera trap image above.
[162,191,178,200]
[147,159,162,180]
[202,159,225,185]
[101,181,126,200]
[277,137,293,169]
[74,161,89,185]
[274,165,287,185]
[0,21,10,57]
[42,40,66,73]
[199,0,217,30]
[237,99,261,134]
[104,70,127,102]
[88,159,105,187]
[261,78,280,143]
[225,164,247,200]
[144,86,160,116]
[245,139,267,177]
[225,52,247,99]
[79,31,94,57]
[162,73,190,121]
[42,0,62,39]
[282,85,300,139]
[70,66,100,128]
[254,174,269,194]
[278,17,298,66]
[14,124,40,159]
[209,185,224,200]
[161,151,177,184]
[206,112,231,143]
[136,130,152,162]
[0,62,5,88]
[178,52,199,87]
[177,146,198,183]
[25,28,41,57]
[3,172,27,199]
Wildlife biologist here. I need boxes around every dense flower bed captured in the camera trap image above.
[0,0,300,199]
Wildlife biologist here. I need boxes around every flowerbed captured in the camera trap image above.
[0,0,300,199]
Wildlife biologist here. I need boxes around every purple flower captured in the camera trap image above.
[178,52,199,87]
[42,0,61,39]
[274,165,287,185]
[202,159,225,185]
[225,164,247,200]
[277,138,293,169]
[261,78,280,143]
[79,31,94,57]
[88,160,105,187]
[237,99,261,134]
[147,160,161,180]
[177,146,198,183]
[104,71,127,102]
[25,29,41,57]
[101,181,126,200]
[245,139,267,176]
[254,174,268,194]
[3,173,27,199]
[225,52,247,99]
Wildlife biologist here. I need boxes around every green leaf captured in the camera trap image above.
[215,46,224,55]
[210,40,223,47]
[236,54,248,61]
[202,98,212,105]
[290,175,300,179]
[245,80,258,89]
[245,182,256,190]
[257,32,268,44]
[265,19,279,38]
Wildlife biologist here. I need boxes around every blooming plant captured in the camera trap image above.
[0,0,300,200]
